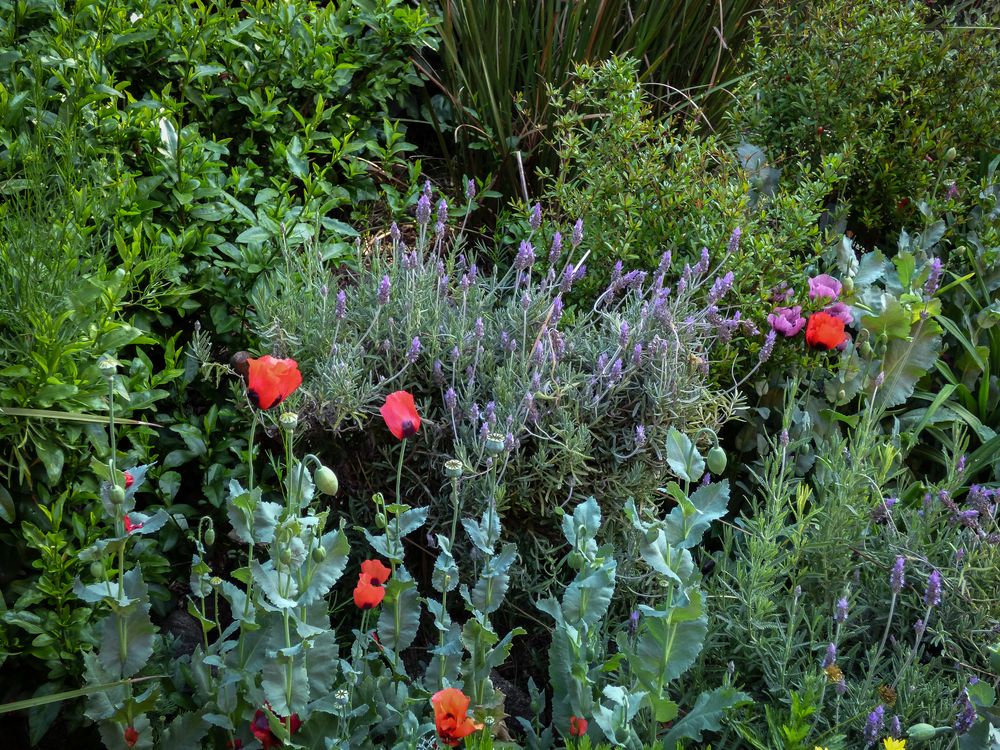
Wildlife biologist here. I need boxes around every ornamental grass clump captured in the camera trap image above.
[251,182,760,594]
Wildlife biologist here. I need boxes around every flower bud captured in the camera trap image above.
[444,459,463,478]
[908,723,946,741]
[485,432,506,455]
[312,545,327,563]
[97,357,118,380]
[110,485,126,505]
[279,548,293,566]
[204,527,216,546]
[314,465,339,496]
[567,551,584,569]
[943,146,957,164]
[645,528,660,544]
[279,412,299,432]
[843,277,854,294]
[375,512,387,529]
[837,389,846,402]
[90,561,105,578]
[707,446,728,475]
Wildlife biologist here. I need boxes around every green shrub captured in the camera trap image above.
[733,0,1000,239]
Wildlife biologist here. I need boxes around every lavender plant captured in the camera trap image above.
[251,182,763,601]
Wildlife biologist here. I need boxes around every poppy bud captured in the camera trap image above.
[485,432,505,454]
[645,528,660,544]
[843,277,854,294]
[312,545,327,563]
[444,459,463,478]
[123,726,139,748]
[908,723,945,741]
[707,446,728,475]
[860,341,873,356]
[90,561,105,578]
[204,528,216,546]
[567,551,584,569]
[110,485,126,505]
[943,146,957,163]
[279,548,293,566]
[314,465,339,496]
[98,358,118,380]
[837,389,846,401]
[375,512,387,529]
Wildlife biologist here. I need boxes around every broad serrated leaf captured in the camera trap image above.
[262,651,309,716]
[873,321,942,408]
[471,543,517,614]
[377,566,420,653]
[463,505,501,554]
[665,428,704,482]
[432,536,460,593]
[252,561,298,609]
[563,558,616,627]
[662,480,730,549]
[160,710,208,750]
[298,528,349,605]
[659,686,752,746]
[633,604,707,688]
[99,605,155,678]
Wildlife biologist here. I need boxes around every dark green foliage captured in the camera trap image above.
[734,0,1000,239]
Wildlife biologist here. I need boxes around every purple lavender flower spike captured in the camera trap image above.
[474,317,485,339]
[319,283,328,299]
[925,569,942,607]
[515,240,535,271]
[693,247,710,276]
[574,263,587,282]
[609,358,623,383]
[835,597,849,624]
[808,273,842,301]
[521,291,532,310]
[444,387,457,411]
[619,321,630,347]
[390,222,401,243]
[422,179,432,198]
[465,178,476,201]
[955,689,977,734]
[560,264,576,294]
[450,346,460,362]
[835,679,847,695]
[377,275,391,305]
[759,330,777,364]
[437,198,448,226]
[551,295,564,324]
[529,203,542,231]
[416,194,432,226]
[914,619,925,638]
[822,642,837,667]
[635,425,647,448]
[889,715,902,739]
[864,705,885,747]
[335,289,347,319]
[628,610,640,635]
[406,337,422,363]
[890,556,905,594]
[946,181,959,200]
[433,359,444,384]
[571,218,583,248]
[727,226,742,255]
[708,271,734,304]
[768,306,806,337]
[924,257,943,298]
[633,343,643,365]
[657,250,672,275]
[549,231,563,265]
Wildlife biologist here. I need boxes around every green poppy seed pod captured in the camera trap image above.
[843,277,854,295]
[485,432,505,455]
[943,146,957,163]
[314,465,339,496]
[707,446,728,475]
[375,512,387,529]
[209,576,223,587]
[567,551,584,569]
[444,459,463,478]
[279,411,299,432]
[312,545,327,563]
[837,389,846,402]
[90,561,105,579]
[907,723,943,741]
[110,485,126,505]
[860,341,874,357]
[279,547,293,566]
[644,527,660,544]
[204,527,216,546]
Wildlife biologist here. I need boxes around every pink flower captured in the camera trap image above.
[808,274,842,302]
[768,306,806,337]
[824,301,854,326]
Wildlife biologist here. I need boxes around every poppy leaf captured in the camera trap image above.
[100,605,155,678]
[665,428,704,483]
[659,686,753,746]
[377,566,420,653]
[299,528,350,605]
[471,542,518,614]
[160,710,209,750]
[432,536,460,594]
[251,560,299,610]
[562,557,616,627]
[262,653,309,716]
[662,480,731,550]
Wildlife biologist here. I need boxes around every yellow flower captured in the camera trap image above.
[814,747,829,750]
[883,739,907,750]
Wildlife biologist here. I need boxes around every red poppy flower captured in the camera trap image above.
[124,514,143,534]
[805,311,849,350]
[353,573,386,609]
[250,708,300,750]
[380,390,421,440]
[226,741,243,750]
[124,471,134,489]
[432,688,483,747]
[246,355,303,410]
[361,558,391,586]
[569,716,588,737]
[124,726,139,748]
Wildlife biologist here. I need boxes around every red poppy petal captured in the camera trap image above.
[361,559,391,585]
[247,356,302,410]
